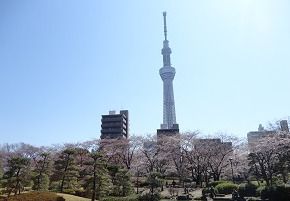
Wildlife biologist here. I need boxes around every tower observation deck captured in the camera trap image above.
[158,12,179,133]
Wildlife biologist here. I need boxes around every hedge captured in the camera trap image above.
[138,193,160,201]
[208,180,228,187]
[215,182,238,194]
[101,195,138,201]
[238,182,258,197]
[260,185,290,201]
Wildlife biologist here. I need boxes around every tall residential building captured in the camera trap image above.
[100,110,129,139]
[157,12,179,136]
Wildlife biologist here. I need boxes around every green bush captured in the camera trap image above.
[138,193,161,201]
[208,180,228,187]
[2,192,65,201]
[101,195,138,201]
[247,198,261,201]
[256,185,265,197]
[260,185,290,201]
[202,187,217,195]
[32,174,50,191]
[238,182,258,197]
[215,182,238,194]
[193,196,205,200]
[62,188,76,194]
[139,181,149,187]
[260,186,272,200]
[49,181,61,192]
[183,178,192,183]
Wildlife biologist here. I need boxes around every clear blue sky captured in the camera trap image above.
[1,0,290,146]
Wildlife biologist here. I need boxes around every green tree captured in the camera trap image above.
[52,148,80,193]
[0,159,4,187]
[83,150,111,201]
[146,172,162,196]
[2,156,30,196]
[112,169,133,196]
[107,165,134,196]
[32,152,51,191]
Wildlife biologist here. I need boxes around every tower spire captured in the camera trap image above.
[159,12,178,131]
[163,11,167,40]
[161,11,172,67]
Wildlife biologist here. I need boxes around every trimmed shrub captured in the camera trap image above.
[238,182,258,197]
[139,181,149,187]
[101,193,161,201]
[183,178,192,183]
[208,180,228,187]
[2,192,65,201]
[256,185,265,197]
[49,181,61,192]
[260,186,272,200]
[193,196,205,200]
[138,193,161,201]
[101,195,138,201]
[247,198,261,201]
[260,185,290,201]
[215,182,238,194]
[202,187,217,195]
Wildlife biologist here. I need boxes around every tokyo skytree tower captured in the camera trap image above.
[159,12,179,130]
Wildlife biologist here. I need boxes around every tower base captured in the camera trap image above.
[157,128,179,138]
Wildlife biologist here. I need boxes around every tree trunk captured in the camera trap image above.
[205,173,209,187]
[60,155,70,193]
[136,171,139,194]
[37,155,48,191]
[15,168,21,195]
[196,174,201,186]
[91,162,97,201]
[282,171,288,184]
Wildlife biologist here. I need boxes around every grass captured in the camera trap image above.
[56,193,92,201]
[0,192,65,201]
[0,192,94,201]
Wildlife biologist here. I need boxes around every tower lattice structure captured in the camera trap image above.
[159,12,179,130]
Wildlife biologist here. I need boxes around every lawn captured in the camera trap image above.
[57,193,91,201]
[0,192,65,201]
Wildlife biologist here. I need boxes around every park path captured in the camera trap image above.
[57,193,91,201]
[189,188,203,198]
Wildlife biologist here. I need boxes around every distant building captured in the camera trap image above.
[196,138,233,152]
[247,130,275,149]
[280,120,289,132]
[247,120,289,150]
[100,110,129,139]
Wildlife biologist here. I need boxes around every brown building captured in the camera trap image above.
[100,110,129,139]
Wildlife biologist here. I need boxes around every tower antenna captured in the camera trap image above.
[163,11,167,40]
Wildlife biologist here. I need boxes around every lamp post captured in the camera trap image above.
[229,158,234,183]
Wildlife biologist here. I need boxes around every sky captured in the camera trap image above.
[1,0,290,146]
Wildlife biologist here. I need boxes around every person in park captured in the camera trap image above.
[172,180,176,187]
[232,189,246,201]
[209,186,216,198]
[232,189,240,201]
[201,190,208,201]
